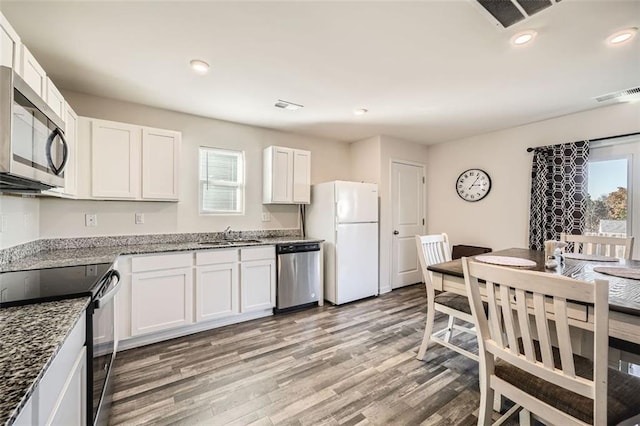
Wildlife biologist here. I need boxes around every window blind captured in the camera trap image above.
[199,147,244,214]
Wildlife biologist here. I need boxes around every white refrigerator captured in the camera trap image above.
[306,181,379,305]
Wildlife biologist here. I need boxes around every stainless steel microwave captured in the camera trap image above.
[0,65,68,192]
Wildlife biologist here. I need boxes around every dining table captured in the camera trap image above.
[427,248,640,346]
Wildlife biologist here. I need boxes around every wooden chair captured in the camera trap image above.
[560,233,634,260]
[415,234,478,362]
[462,257,640,426]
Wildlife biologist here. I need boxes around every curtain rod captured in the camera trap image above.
[526,132,640,152]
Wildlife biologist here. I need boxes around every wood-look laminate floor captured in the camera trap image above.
[109,284,510,426]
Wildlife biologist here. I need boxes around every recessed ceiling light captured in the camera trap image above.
[353,108,368,115]
[274,100,304,111]
[511,30,537,46]
[190,59,210,74]
[607,28,637,45]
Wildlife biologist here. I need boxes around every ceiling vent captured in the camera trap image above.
[274,99,304,111]
[595,87,640,103]
[473,0,561,29]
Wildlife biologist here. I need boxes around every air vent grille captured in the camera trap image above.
[474,0,560,29]
[595,87,640,103]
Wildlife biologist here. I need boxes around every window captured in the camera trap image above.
[199,147,244,214]
[585,156,629,237]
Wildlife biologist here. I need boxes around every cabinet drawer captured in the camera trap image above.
[196,249,238,266]
[132,252,192,273]
[241,246,275,261]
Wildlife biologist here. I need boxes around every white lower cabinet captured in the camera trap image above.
[196,262,239,321]
[14,312,86,426]
[241,259,276,312]
[240,247,276,313]
[48,346,87,426]
[118,246,276,349]
[131,266,194,336]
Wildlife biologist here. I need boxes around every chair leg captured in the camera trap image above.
[477,377,494,426]
[444,315,455,343]
[417,304,435,361]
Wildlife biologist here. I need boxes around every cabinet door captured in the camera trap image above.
[292,149,311,203]
[45,77,65,122]
[240,259,276,312]
[47,346,86,426]
[20,46,46,97]
[268,146,293,203]
[91,119,141,199]
[131,267,193,336]
[196,263,239,321]
[0,13,20,70]
[142,128,180,200]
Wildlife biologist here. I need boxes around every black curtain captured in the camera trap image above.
[528,141,589,251]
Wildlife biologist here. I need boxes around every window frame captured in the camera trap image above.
[198,146,246,216]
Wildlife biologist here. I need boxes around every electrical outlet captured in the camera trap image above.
[135,213,145,224]
[261,212,271,222]
[85,214,97,227]
[0,215,5,233]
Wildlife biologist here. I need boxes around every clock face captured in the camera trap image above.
[456,169,491,202]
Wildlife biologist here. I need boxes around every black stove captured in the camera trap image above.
[0,263,112,308]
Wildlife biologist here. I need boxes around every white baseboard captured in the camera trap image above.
[379,285,392,294]
[117,309,273,351]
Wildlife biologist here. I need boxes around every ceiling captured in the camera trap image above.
[2,0,639,145]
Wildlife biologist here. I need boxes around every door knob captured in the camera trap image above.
[393,230,399,235]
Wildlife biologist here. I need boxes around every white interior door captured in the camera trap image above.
[391,161,425,289]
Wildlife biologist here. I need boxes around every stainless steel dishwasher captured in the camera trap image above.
[275,242,321,312]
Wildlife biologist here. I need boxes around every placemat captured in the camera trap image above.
[563,253,620,262]
[475,255,536,268]
[593,267,640,280]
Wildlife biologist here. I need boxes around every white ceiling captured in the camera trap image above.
[2,0,639,144]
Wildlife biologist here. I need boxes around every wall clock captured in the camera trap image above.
[456,169,491,202]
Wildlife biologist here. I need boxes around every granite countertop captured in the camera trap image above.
[1,236,323,273]
[0,297,91,426]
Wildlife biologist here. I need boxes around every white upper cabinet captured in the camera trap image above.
[20,45,46,97]
[91,119,142,199]
[263,145,311,204]
[142,127,180,200]
[46,77,65,122]
[292,149,311,203]
[0,12,21,71]
[85,118,181,201]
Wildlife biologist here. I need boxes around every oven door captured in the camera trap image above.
[90,270,121,426]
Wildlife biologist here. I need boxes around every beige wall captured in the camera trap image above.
[427,102,640,255]
[0,195,39,249]
[38,91,351,239]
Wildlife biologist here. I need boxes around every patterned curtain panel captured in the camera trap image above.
[528,141,589,250]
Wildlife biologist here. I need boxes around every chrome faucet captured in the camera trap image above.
[223,226,232,240]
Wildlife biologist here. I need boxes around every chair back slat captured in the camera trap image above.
[499,285,519,355]
[553,297,576,377]
[485,281,504,347]
[560,232,634,260]
[514,288,535,362]
[462,258,609,414]
[532,292,554,369]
